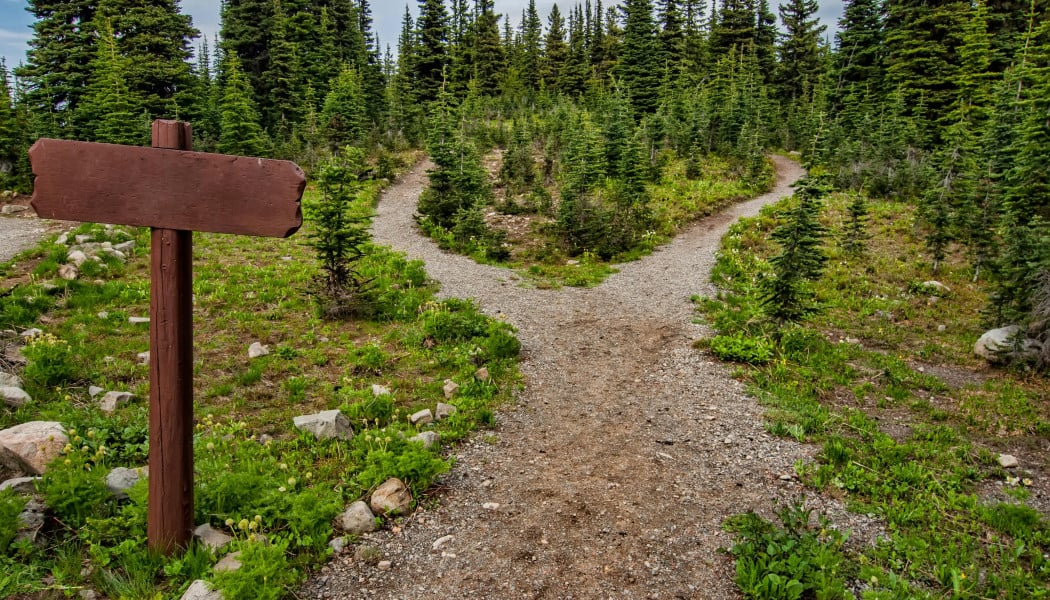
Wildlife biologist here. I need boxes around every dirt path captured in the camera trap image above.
[305,157,810,599]
[0,215,49,264]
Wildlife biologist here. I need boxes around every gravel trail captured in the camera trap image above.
[0,215,49,264]
[304,157,815,599]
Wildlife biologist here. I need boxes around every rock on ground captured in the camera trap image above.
[0,421,68,475]
[369,478,412,515]
[293,409,352,441]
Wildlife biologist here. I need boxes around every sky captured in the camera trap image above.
[1,1,845,78]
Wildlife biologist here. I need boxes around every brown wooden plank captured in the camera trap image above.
[29,137,304,237]
[147,121,195,555]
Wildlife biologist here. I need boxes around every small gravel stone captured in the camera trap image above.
[999,454,1019,468]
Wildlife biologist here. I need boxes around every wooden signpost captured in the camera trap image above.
[29,120,306,554]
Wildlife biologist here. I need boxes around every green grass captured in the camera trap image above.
[0,167,521,598]
[701,192,1050,599]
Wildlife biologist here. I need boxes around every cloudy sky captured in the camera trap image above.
[2,1,845,77]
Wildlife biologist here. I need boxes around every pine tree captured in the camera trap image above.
[755,0,778,82]
[543,4,570,94]
[263,0,302,137]
[415,0,452,103]
[832,0,884,102]
[98,0,198,120]
[840,192,869,257]
[473,0,505,96]
[989,15,1050,321]
[16,0,98,137]
[710,0,757,56]
[762,174,831,327]
[563,6,590,95]
[521,0,543,90]
[884,0,970,139]
[217,52,270,156]
[322,65,368,147]
[0,61,21,190]
[356,0,387,123]
[657,0,685,73]
[418,90,492,229]
[220,0,273,101]
[307,145,374,318]
[78,18,148,145]
[616,0,662,114]
[776,0,826,102]
[922,101,980,272]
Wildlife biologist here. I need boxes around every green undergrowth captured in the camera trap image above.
[699,193,1050,598]
[0,168,521,598]
[424,151,766,290]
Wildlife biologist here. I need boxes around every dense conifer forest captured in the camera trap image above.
[2,0,1048,325]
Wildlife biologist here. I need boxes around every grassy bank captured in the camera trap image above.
[699,192,1050,599]
[0,173,521,599]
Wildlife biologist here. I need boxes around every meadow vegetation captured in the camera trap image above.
[0,158,520,599]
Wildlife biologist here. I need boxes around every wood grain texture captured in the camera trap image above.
[29,136,305,237]
[147,120,195,555]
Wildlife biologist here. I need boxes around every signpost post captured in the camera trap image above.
[29,120,306,554]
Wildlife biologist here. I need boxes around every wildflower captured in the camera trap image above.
[254,515,262,523]
[278,486,287,493]
[225,518,235,527]
[287,477,296,486]
[63,444,73,453]
[249,521,258,531]
[279,463,288,471]
[238,519,249,531]
[87,430,95,438]
[1023,478,1033,486]
[64,459,72,466]
[206,442,215,451]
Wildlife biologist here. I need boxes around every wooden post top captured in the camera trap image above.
[29,134,305,238]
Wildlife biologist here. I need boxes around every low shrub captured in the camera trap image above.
[709,333,775,365]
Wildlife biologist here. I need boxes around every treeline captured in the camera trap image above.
[1,0,1049,324]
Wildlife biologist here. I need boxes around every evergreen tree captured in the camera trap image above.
[832,0,884,102]
[322,65,368,147]
[543,4,570,93]
[521,0,544,90]
[563,6,590,95]
[657,0,685,72]
[754,0,778,82]
[884,0,970,138]
[0,61,22,189]
[263,0,302,137]
[78,18,148,145]
[473,0,506,96]
[220,0,273,100]
[762,174,831,327]
[710,0,757,56]
[989,16,1050,320]
[307,146,374,318]
[840,192,869,257]
[776,0,826,102]
[17,0,97,136]
[616,0,662,114]
[217,52,270,156]
[922,101,980,272]
[98,0,198,121]
[418,92,491,229]
[415,0,452,103]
